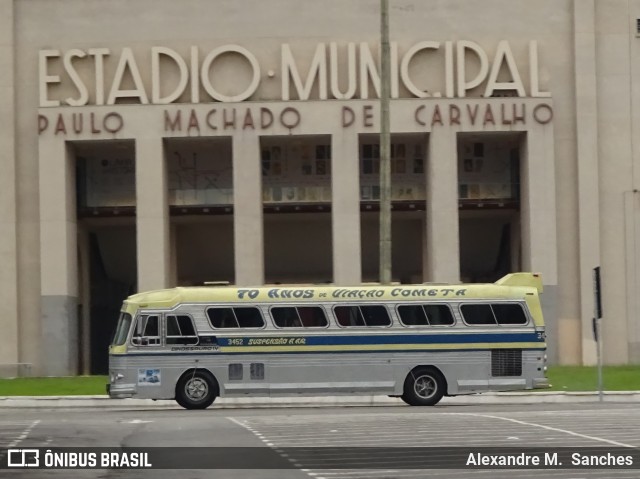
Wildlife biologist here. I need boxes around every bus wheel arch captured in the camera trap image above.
[401,366,447,406]
[175,368,219,410]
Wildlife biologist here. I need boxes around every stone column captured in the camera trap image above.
[332,131,361,285]
[39,139,78,376]
[425,128,460,283]
[0,0,19,376]
[520,127,558,362]
[136,138,170,291]
[594,0,634,364]
[573,0,600,365]
[233,133,264,285]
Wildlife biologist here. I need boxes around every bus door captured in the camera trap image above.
[129,314,163,389]
[131,314,161,347]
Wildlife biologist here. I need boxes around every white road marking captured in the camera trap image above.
[228,416,318,478]
[450,413,636,448]
[0,420,41,463]
[227,417,247,428]
[7,420,40,448]
[229,411,640,478]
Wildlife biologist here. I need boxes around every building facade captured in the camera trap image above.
[0,0,639,375]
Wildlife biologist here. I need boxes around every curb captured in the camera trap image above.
[0,392,639,408]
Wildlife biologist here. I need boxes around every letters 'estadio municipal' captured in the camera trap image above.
[38,40,550,107]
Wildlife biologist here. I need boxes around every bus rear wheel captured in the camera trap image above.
[176,371,217,410]
[402,367,445,406]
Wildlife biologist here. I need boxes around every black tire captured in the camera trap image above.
[175,371,217,410]
[401,367,445,406]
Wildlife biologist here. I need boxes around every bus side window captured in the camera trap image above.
[424,305,455,326]
[167,315,179,336]
[460,304,497,325]
[271,307,302,328]
[207,307,265,329]
[234,308,265,328]
[207,308,238,328]
[360,306,391,326]
[298,307,328,327]
[398,305,454,326]
[166,315,199,345]
[398,305,428,326]
[334,306,365,327]
[334,306,390,327]
[132,315,160,346]
[272,307,328,328]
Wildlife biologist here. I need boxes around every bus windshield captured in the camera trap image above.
[111,313,132,346]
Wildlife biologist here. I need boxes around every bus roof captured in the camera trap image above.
[124,273,543,308]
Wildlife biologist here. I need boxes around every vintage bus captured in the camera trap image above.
[107,273,548,409]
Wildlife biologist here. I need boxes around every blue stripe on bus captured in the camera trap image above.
[218,332,542,346]
[120,348,546,357]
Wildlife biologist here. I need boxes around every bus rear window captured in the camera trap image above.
[111,313,132,346]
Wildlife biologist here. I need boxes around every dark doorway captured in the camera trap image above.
[88,227,137,374]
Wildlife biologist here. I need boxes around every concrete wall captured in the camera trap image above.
[4,0,640,373]
[0,0,20,376]
[595,0,640,364]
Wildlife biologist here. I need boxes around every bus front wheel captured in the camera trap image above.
[176,371,217,410]
[402,367,445,406]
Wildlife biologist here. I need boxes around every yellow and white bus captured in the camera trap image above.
[107,273,548,409]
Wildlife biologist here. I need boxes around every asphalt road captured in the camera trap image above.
[1,403,640,479]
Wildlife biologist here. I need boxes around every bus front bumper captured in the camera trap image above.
[107,383,137,398]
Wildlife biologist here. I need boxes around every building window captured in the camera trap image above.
[361,144,380,174]
[262,147,284,176]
